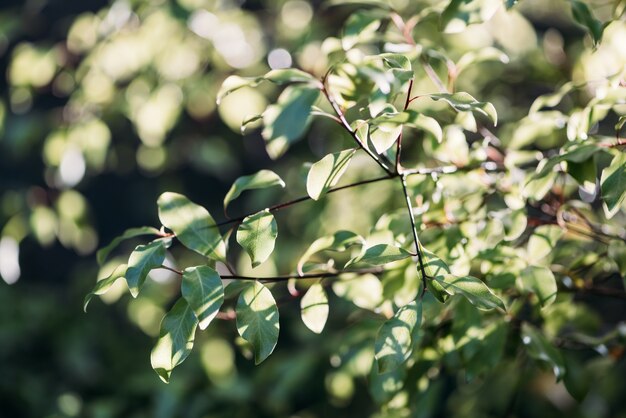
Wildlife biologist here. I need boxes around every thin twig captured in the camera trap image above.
[215,174,392,228]
[320,81,394,175]
[400,174,428,297]
[396,78,414,172]
[157,265,384,282]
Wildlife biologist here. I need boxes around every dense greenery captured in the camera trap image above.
[2,0,626,417]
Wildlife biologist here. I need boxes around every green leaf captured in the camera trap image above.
[297,230,364,274]
[264,68,317,84]
[262,85,320,159]
[521,323,566,380]
[217,70,317,104]
[374,300,422,373]
[332,273,383,310]
[181,266,224,330]
[527,225,564,261]
[455,47,509,76]
[341,10,383,50]
[300,282,329,334]
[434,274,505,311]
[125,239,167,298]
[520,266,557,308]
[157,192,226,261]
[216,75,263,105]
[372,110,442,143]
[416,248,451,281]
[369,123,403,154]
[150,298,198,383]
[430,92,498,126]
[223,170,285,210]
[236,210,278,268]
[236,281,280,364]
[531,144,601,180]
[345,244,411,268]
[96,226,160,265]
[84,264,127,312]
[523,171,558,201]
[441,0,501,33]
[570,0,604,45]
[306,149,356,200]
[503,209,527,241]
[529,82,575,114]
[241,114,263,134]
[601,152,626,219]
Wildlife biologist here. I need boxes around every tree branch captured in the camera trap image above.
[157,265,384,283]
[320,80,394,175]
[400,174,428,297]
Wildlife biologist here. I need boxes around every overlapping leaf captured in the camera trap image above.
[181,266,224,330]
[236,210,278,268]
[224,170,285,209]
[374,300,422,373]
[236,281,280,364]
[157,192,226,261]
[151,298,198,383]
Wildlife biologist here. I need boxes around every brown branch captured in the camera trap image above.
[220,267,384,283]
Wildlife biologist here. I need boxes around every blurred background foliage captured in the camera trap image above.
[0,0,625,417]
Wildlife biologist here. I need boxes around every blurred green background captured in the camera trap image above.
[1,0,626,417]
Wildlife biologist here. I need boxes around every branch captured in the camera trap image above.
[320,81,394,175]
[157,265,384,283]
[215,174,391,227]
[400,174,428,297]
[220,267,384,283]
[396,78,414,172]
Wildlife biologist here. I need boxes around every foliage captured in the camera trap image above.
[2,0,626,417]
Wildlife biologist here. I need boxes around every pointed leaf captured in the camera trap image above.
[342,10,383,50]
[216,75,263,104]
[297,230,364,275]
[434,274,505,311]
[375,300,422,373]
[236,210,278,268]
[224,170,285,209]
[520,266,557,308]
[571,0,604,45]
[217,70,317,105]
[125,240,167,298]
[455,47,509,76]
[157,192,226,261]
[300,282,329,334]
[181,266,224,330]
[601,152,626,219]
[262,85,320,159]
[430,92,497,126]
[346,244,411,268]
[84,264,127,312]
[96,226,160,265]
[150,298,198,383]
[527,225,563,261]
[332,273,383,310]
[236,281,280,364]
[369,123,403,154]
[264,68,317,84]
[373,110,442,142]
[306,149,356,200]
